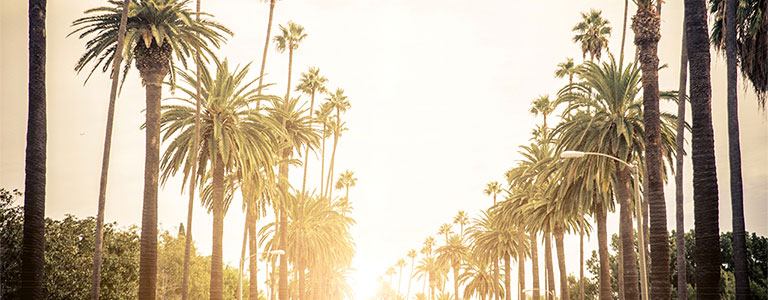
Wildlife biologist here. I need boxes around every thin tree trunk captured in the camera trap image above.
[399,266,403,295]
[504,255,511,300]
[257,0,276,104]
[238,212,249,300]
[616,164,639,300]
[579,230,584,300]
[90,1,129,299]
[286,47,294,101]
[620,0,629,65]
[595,200,612,300]
[544,234,555,300]
[494,255,500,300]
[301,90,316,198]
[139,74,164,300]
[531,233,540,300]
[278,147,291,300]
[685,0,721,298]
[210,155,225,300]
[319,122,327,197]
[618,235,625,300]
[725,0,750,298]
[675,17,689,300]
[518,252,525,300]
[554,223,570,300]
[298,259,306,300]
[408,258,415,299]
[22,0,46,298]
[325,128,339,198]
[183,1,204,297]
[455,264,461,300]
[633,4,672,299]
[249,209,259,300]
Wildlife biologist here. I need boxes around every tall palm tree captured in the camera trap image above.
[21,0,46,298]
[71,2,231,298]
[459,256,503,300]
[80,0,130,298]
[416,256,447,300]
[709,1,766,296]
[685,0,721,299]
[529,95,555,135]
[296,67,328,196]
[159,58,280,300]
[454,211,469,238]
[471,209,528,300]
[631,2,672,298]
[324,89,351,198]
[674,17,689,300]
[335,170,358,200]
[257,0,277,100]
[483,182,503,205]
[438,224,454,243]
[386,267,396,287]
[267,95,320,300]
[572,9,612,61]
[274,21,307,102]
[436,234,468,300]
[316,101,334,196]
[407,249,418,299]
[555,55,678,300]
[396,258,407,295]
[554,58,578,85]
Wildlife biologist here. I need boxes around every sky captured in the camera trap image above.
[1,0,767,299]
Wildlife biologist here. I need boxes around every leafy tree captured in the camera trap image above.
[572,9,612,61]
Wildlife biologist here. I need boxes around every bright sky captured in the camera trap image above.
[2,0,767,299]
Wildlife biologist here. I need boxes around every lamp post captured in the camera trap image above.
[239,249,285,300]
[560,151,649,300]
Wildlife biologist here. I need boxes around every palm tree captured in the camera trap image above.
[437,234,467,300]
[71,2,231,298]
[396,258,407,295]
[21,0,46,298]
[438,224,454,243]
[454,211,469,238]
[555,55,678,300]
[80,0,130,298]
[407,249,418,299]
[387,267,396,287]
[685,0,721,299]
[316,101,334,196]
[631,2,672,297]
[471,209,528,300]
[572,9,612,61]
[256,0,277,100]
[335,170,358,201]
[159,58,280,300]
[267,95,320,300]
[620,0,629,64]
[709,1,764,297]
[710,0,768,104]
[459,256,503,300]
[296,67,328,196]
[483,182,503,205]
[416,256,447,300]
[274,21,307,102]
[324,89,351,198]
[674,17,689,300]
[529,95,555,135]
[554,58,578,85]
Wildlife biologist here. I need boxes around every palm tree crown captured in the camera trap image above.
[274,21,307,53]
[572,9,612,61]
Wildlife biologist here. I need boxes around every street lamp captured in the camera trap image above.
[560,150,649,300]
[239,249,285,300]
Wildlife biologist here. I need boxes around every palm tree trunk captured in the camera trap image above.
[301,90,316,197]
[399,266,403,295]
[633,4,672,299]
[503,255,511,300]
[408,258,415,299]
[674,17,689,300]
[238,212,249,300]
[139,73,164,300]
[210,155,225,300]
[278,147,291,300]
[620,0,629,65]
[595,200,611,300]
[455,264,461,300]
[22,1,46,298]
[685,0,721,299]
[518,252,525,300]
[554,223,570,300]
[325,126,339,198]
[271,255,277,300]
[616,164,638,300]
[494,257,500,300]
[531,233,540,300]
[579,230,584,300]
[90,1,129,299]
[249,209,260,300]
[257,0,276,103]
[286,47,294,100]
[544,234,555,300]
[618,237,625,300]
[319,122,327,196]
[298,259,306,300]
[725,0,750,298]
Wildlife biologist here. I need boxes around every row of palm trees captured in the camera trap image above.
[66,0,359,299]
[376,1,765,299]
